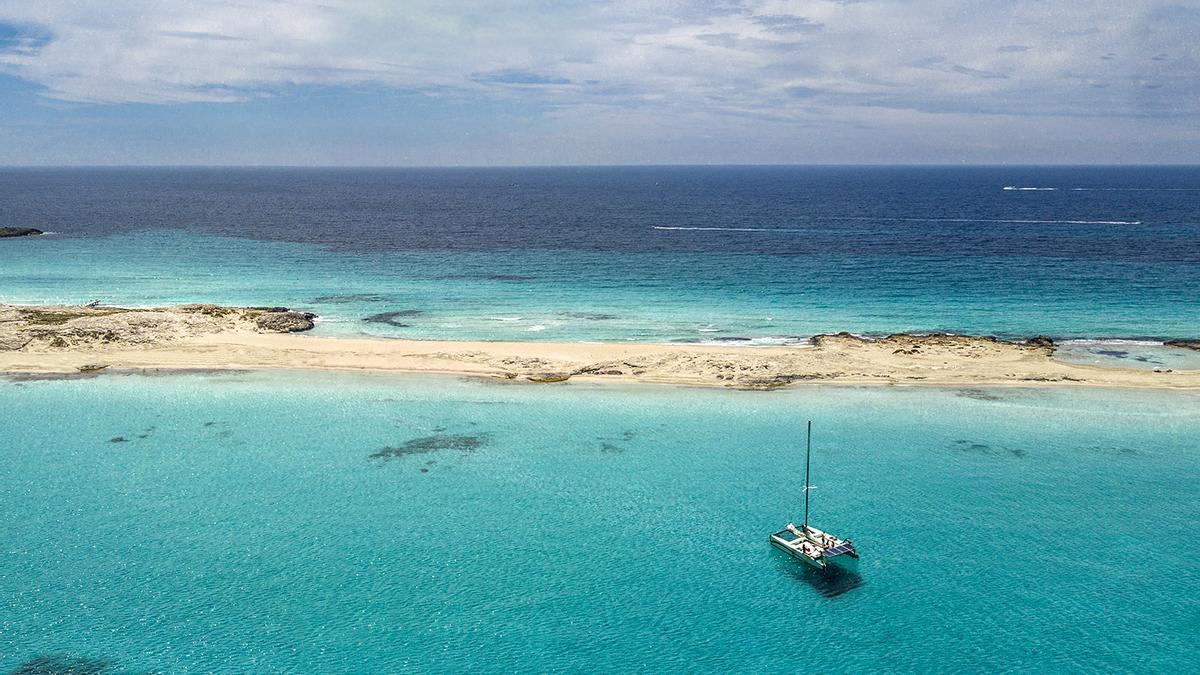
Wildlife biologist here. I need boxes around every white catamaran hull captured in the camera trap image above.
[770,531,859,570]
[770,536,828,568]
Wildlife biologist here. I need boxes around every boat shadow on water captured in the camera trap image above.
[775,555,866,599]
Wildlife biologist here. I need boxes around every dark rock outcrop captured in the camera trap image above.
[255,311,316,333]
[527,372,572,383]
[0,227,43,238]
[1025,335,1056,351]
[1165,339,1200,351]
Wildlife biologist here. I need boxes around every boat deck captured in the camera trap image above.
[770,525,858,567]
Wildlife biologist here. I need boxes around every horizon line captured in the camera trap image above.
[2,162,1199,170]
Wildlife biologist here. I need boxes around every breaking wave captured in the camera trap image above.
[655,217,1144,230]
[1070,187,1200,191]
[652,226,804,233]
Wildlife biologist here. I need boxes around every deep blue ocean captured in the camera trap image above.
[2,167,1199,672]
[1,167,1197,346]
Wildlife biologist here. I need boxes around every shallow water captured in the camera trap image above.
[1053,341,1200,371]
[2,372,1198,672]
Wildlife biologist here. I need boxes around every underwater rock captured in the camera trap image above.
[562,312,620,321]
[311,293,389,304]
[363,310,423,327]
[1164,339,1200,351]
[10,654,113,674]
[441,273,534,282]
[255,311,316,333]
[955,389,1004,402]
[370,434,488,461]
[0,227,43,238]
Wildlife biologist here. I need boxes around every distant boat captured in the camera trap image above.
[769,421,859,569]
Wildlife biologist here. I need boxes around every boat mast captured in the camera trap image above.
[804,420,811,530]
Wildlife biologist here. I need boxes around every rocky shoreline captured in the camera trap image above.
[1,303,1197,390]
[0,303,314,352]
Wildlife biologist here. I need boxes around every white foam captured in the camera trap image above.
[657,217,1144,230]
[698,327,721,333]
[1070,187,1200,191]
[696,337,812,347]
[526,325,547,332]
[653,226,801,233]
[491,316,523,322]
[1060,339,1165,347]
[854,217,1142,225]
[1003,186,1058,191]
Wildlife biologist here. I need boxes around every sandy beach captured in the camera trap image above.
[2,303,1196,389]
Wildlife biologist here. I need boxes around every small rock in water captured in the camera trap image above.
[0,227,43,238]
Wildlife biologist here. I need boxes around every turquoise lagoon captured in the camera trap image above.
[2,371,1198,672]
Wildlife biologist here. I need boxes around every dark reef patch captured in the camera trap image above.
[951,439,1028,459]
[1095,349,1129,358]
[10,654,114,674]
[108,436,128,443]
[599,442,623,454]
[1086,445,1141,457]
[370,433,488,461]
[561,312,620,321]
[310,293,389,304]
[363,310,424,327]
[440,273,535,282]
[955,389,1004,402]
[3,372,102,382]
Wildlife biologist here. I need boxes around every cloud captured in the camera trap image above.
[0,0,1196,163]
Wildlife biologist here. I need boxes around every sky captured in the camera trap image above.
[0,0,1197,166]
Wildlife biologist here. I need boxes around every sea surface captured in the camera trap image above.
[1,167,1197,350]
[2,168,1199,672]
[1,372,1198,672]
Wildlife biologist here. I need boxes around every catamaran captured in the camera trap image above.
[769,421,859,569]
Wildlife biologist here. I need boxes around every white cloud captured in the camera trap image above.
[0,1,1194,113]
[0,0,1196,164]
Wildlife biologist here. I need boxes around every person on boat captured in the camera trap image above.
[786,522,804,537]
